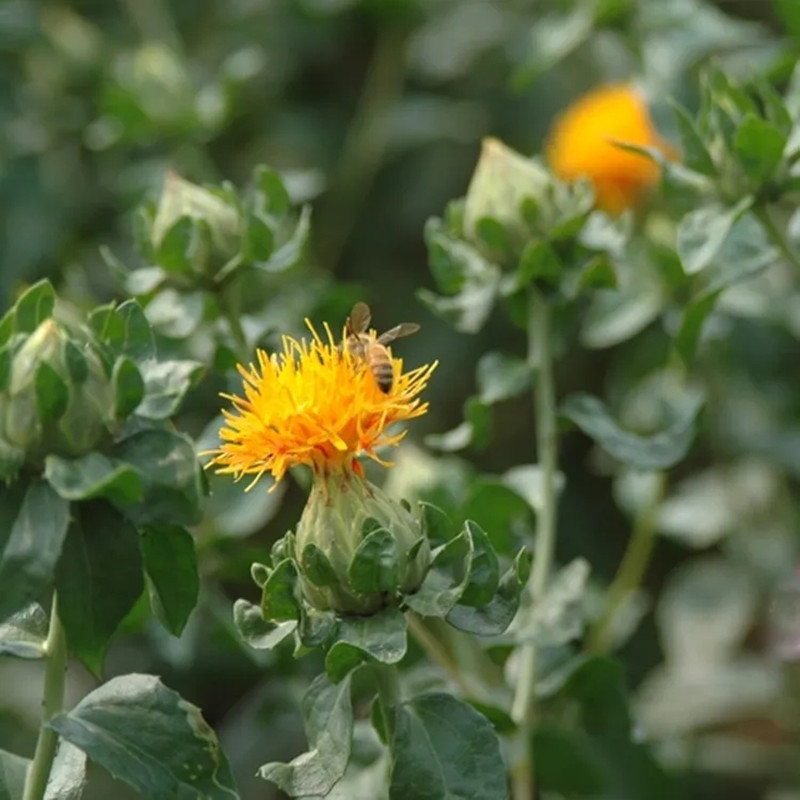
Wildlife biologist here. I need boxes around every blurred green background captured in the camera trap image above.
[3,1,800,798]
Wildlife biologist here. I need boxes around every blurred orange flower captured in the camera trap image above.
[545,84,674,215]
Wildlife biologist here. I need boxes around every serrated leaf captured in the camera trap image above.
[259,673,352,797]
[35,362,68,421]
[419,503,453,547]
[113,429,203,526]
[0,602,47,658]
[55,502,144,676]
[137,359,203,419]
[141,525,198,636]
[324,608,407,683]
[348,528,399,596]
[89,301,155,362]
[233,598,296,650]
[0,480,70,622]
[734,115,787,184]
[44,453,143,505]
[676,198,753,275]
[14,279,56,333]
[49,673,238,799]
[446,548,529,636]
[562,392,703,470]
[476,351,531,404]
[389,693,506,800]
[457,520,498,607]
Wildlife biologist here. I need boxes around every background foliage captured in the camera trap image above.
[3,0,800,798]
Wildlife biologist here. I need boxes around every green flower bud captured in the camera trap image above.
[463,137,550,247]
[294,472,430,615]
[0,319,113,463]
[151,171,240,267]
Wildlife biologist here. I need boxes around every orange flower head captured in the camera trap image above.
[545,84,673,215]
[206,321,436,489]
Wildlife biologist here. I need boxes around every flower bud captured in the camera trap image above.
[463,137,550,247]
[151,171,240,267]
[0,319,113,463]
[294,472,430,615]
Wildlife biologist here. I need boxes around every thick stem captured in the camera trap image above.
[23,593,67,800]
[588,472,665,654]
[373,663,401,742]
[755,205,800,272]
[510,288,559,799]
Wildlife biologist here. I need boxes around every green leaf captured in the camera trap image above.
[476,351,531,405]
[447,548,529,636]
[389,693,507,800]
[145,289,205,339]
[255,165,291,214]
[348,528,399,596]
[676,198,753,275]
[580,287,663,349]
[89,300,155,362]
[244,212,275,263]
[45,742,87,800]
[0,602,47,658]
[259,673,352,796]
[113,429,203,526]
[0,749,27,800]
[670,101,716,176]
[14,279,56,334]
[261,558,300,622]
[137,359,204,419]
[35,362,68,421]
[517,240,561,288]
[561,392,703,470]
[112,356,144,419]
[141,525,199,636]
[734,115,787,184]
[156,216,194,274]
[63,341,88,384]
[257,205,311,273]
[325,608,407,683]
[300,544,340,587]
[419,503,454,547]
[425,396,491,452]
[233,598,296,650]
[0,480,70,622]
[45,453,143,505]
[49,673,238,799]
[456,520,498,607]
[462,479,529,554]
[674,291,720,364]
[55,502,144,676]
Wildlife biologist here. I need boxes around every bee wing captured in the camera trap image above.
[347,302,371,335]
[377,323,420,345]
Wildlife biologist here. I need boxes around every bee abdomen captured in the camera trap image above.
[370,355,394,393]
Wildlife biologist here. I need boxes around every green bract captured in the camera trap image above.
[0,319,113,467]
[294,473,431,614]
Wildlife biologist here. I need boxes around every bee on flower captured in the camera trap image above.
[206,311,437,614]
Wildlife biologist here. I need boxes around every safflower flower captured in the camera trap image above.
[546,83,674,215]
[207,319,437,614]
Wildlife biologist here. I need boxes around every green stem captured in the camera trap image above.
[23,593,67,800]
[373,663,401,741]
[219,280,249,360]
[755,205,800,272]
[510,288,559,800]
[587,472,666,654]
[317,26,408,271]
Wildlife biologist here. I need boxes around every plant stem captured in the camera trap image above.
[23,593,67,800]
[373,663,401,741]
[510,288,559,799]
[588,472,665,654]
[406,613,485,699]
[755,205,800,272]
[317,26,407,271]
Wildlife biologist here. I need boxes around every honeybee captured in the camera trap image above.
[344,302,420,393]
